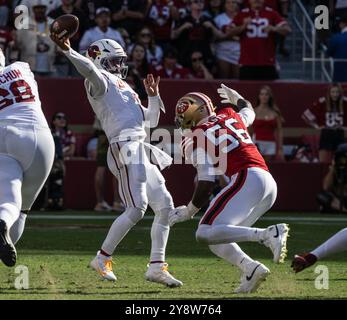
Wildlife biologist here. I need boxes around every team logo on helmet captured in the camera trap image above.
[88,45,101,60]
[176,101,189,114]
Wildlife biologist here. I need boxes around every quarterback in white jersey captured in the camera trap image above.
[0,49,55,267]
[50,33,182,287]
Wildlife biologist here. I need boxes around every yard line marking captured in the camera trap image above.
[27,214,347,223]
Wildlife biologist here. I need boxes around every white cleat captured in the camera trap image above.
[90,251,117,281]
[262,223,289,263]
[94,201,112,212]
[234,261,270,294]
[145,263,183,288]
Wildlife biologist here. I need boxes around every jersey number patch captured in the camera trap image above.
[0,80,35,110]
[205,117,253,152]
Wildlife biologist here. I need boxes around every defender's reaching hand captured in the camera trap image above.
[169,206,192,227]
[217,83,244,106]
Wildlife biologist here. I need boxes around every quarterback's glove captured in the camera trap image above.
[217,83,244,106]
[169,202,200,227]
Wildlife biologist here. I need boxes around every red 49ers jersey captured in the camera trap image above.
[233,7,286,66]
[302,96,347,128]
[182,107,268,178]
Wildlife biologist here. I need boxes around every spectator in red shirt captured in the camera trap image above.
[302,83,347,163]
[243,0,290,56]
[152,46,191,79]
[188,50,214,79]
[146,0,179,48]
[250,85,284,162]
[230,0,291,80]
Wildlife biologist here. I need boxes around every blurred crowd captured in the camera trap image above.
[1,0,293,80]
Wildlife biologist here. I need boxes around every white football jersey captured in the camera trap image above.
[0,62,49,126]
[85,70,147,143]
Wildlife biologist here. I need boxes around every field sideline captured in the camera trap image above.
[0,211,346,300]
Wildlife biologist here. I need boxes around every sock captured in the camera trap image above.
[150,208,170,263]
[209,243,255,272]
[100,249,111,257]
[311,228,347,260]
[198,224,266,245]
[10,211,27,244]
[101,210,136,255]
[0,203,20,229]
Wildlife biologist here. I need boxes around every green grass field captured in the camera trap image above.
[0,211,346,300]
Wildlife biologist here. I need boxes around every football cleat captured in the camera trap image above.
[94,201,112,212]
[145,263,183,288]
[0,219,17,267]
[234,261,270,294]
[262,223,289,263]
[291,253,317,273]
[90,251,117,281]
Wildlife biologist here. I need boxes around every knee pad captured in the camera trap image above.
[125,207,146,224]
[196,224,211,243]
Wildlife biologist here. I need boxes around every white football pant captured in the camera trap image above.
[196,167,277,271]
[0,123,55,241]
[101,140,174,263]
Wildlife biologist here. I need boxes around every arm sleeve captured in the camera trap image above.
[238,107,255,127]
[144,95,165,128]
[63,47,107,98]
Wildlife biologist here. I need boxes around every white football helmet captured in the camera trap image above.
[86,39,128,79]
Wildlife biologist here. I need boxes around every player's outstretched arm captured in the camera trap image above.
[217,83,255,127]
[169,147,216,227]
[50,33,107,97]
[168,181,215,227]
[143,74,165,128]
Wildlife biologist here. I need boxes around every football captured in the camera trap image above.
[50,14,79,39]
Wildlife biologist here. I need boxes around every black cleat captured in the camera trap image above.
[0,219,17,267]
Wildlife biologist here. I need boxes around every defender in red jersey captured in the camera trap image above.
[169,84,289,293]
